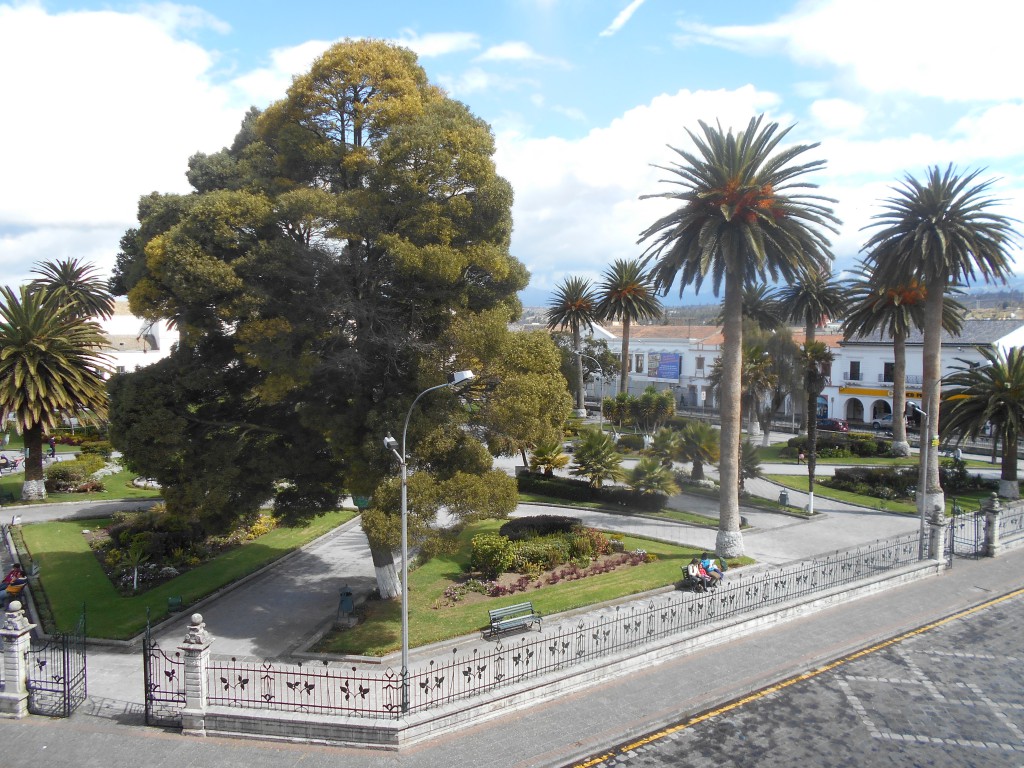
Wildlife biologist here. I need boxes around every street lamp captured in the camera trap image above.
[575,352,605,432]
[384,369,474,714]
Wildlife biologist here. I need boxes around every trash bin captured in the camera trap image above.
[338,585,354,617]
[779,490,790,506]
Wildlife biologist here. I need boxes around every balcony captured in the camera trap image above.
[876,374,923,386]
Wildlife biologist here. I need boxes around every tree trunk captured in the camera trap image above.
[573,326,586,413]
[1000,423,1020,499]
[20,423,46,501]
[370,544,401,600]
[798,318,817,435]
[890,331,910,457]
[692,459,704,481]
[716,275,744,557]
[618,316,632,395]
[921,285,945,522]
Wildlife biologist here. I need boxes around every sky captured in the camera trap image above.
[2,0,1024,308]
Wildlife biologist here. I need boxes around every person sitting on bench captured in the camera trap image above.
[700,553,724,585]
[1,565,28,610]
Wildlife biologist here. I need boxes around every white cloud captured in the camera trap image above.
[137,2,231,35]
[394,30,480,57]
[496,86,785,298]
[476,41,569,68]
[0,4,244,232]
[231,40,333,104]
[600,0,647,38]
[808,99,866,135]
[675,0,1024,101]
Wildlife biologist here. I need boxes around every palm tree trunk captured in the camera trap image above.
[1000,423,1020,499]
[20,423,47,501]
[716,275,744,557]
[921,285,945,523]
[573,326,586,413]
[891,331,910,456]
[806,386,818,515]
[618,317,632,395]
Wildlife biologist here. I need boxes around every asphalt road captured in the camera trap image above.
[566,588,1024,768]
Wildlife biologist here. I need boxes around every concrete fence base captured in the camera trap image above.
[188,558,943,750]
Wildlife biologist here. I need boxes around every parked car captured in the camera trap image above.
[816,418,849,432]
[871,414,903,430]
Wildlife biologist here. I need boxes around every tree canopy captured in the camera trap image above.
[109,40,530,541]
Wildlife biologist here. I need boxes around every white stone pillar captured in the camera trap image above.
[0,601,37,718]
[178,613,212,737]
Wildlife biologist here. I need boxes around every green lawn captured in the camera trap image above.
[756,443,993,469]
[0,468,162,505]
[18,510,356,638]
[316,518,752,656]
[765,474,995,515]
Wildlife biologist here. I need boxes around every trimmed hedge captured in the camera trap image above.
[500,515,581,541]
[517,472,668,511]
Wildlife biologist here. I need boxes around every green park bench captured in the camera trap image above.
[485,601,542,639]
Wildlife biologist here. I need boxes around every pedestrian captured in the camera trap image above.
[700,552,723,586]
[954,447,962,462]
[797,451,805,465]
[47,436,56,458]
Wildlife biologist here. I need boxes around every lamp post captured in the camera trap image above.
[575,352,605,432]
[384,369,474,714]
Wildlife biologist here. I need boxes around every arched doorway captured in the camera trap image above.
[844,398,864,424]
[869,399,892,422]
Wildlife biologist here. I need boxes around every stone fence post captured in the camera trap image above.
[0,601,37,718]
[984,492,1002,558]
[179,613,212,737]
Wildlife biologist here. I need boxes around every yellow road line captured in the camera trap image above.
[571,586,1024,768]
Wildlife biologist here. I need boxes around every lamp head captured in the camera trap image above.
[383,434,399,451]
[448,370,475,386]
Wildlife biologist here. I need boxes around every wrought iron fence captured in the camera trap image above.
[143,619,185,727]
[1000,503,1024,542]
[204,531,924,721]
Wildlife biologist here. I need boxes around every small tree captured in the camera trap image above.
[529,439,570,477]
[125,540,150,592]
[570,427,624,488]
[628,456,679,496]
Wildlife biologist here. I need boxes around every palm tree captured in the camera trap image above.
[529,439,570,477]
[627,456,679,496]
[842,261,965,456]
[941,347,1024,499]
[546,277,600,414]
[639,115,838,557]
[863,165,1020,525]
[738,439,763,493]
[30,257,115,320]
[570,427,624,488]
[595,259,662,395]
[675,419,721,482]
[647,426,678,466]
[801,341,835,514]
[0,286,110,500]
[777,270,846,434]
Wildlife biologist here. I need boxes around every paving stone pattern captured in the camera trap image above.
[579,592,1024,768]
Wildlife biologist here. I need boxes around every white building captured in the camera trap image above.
[591,318,1024,427]
[101,301,178,375]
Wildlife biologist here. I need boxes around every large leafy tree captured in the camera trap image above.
[595,259,662,395]
[639,115,838,557]
[546,277,600,414]
[941,347,1024,499]
[863,165,1020,527]
[842,261,965,456]
[109,40,529,597]
[0,286,110,500]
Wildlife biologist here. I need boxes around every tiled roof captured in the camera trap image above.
[845,319,1024,346]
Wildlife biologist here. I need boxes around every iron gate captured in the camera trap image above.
[26,607,86,717]
[948,500,985,559]
[143,619,184,727]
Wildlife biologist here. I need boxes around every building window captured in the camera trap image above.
[116,366,126,374]
[883,362,895,383]
[634,353,644,374]
[848,361,861,381]
[695,356,705,371]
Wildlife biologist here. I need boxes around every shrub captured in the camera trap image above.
[512,538,569,571]
[500,514,582,541]
[79,440,113,459]
[471,533,515,578]
[616,433,645,452]
[44,462,89,492]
